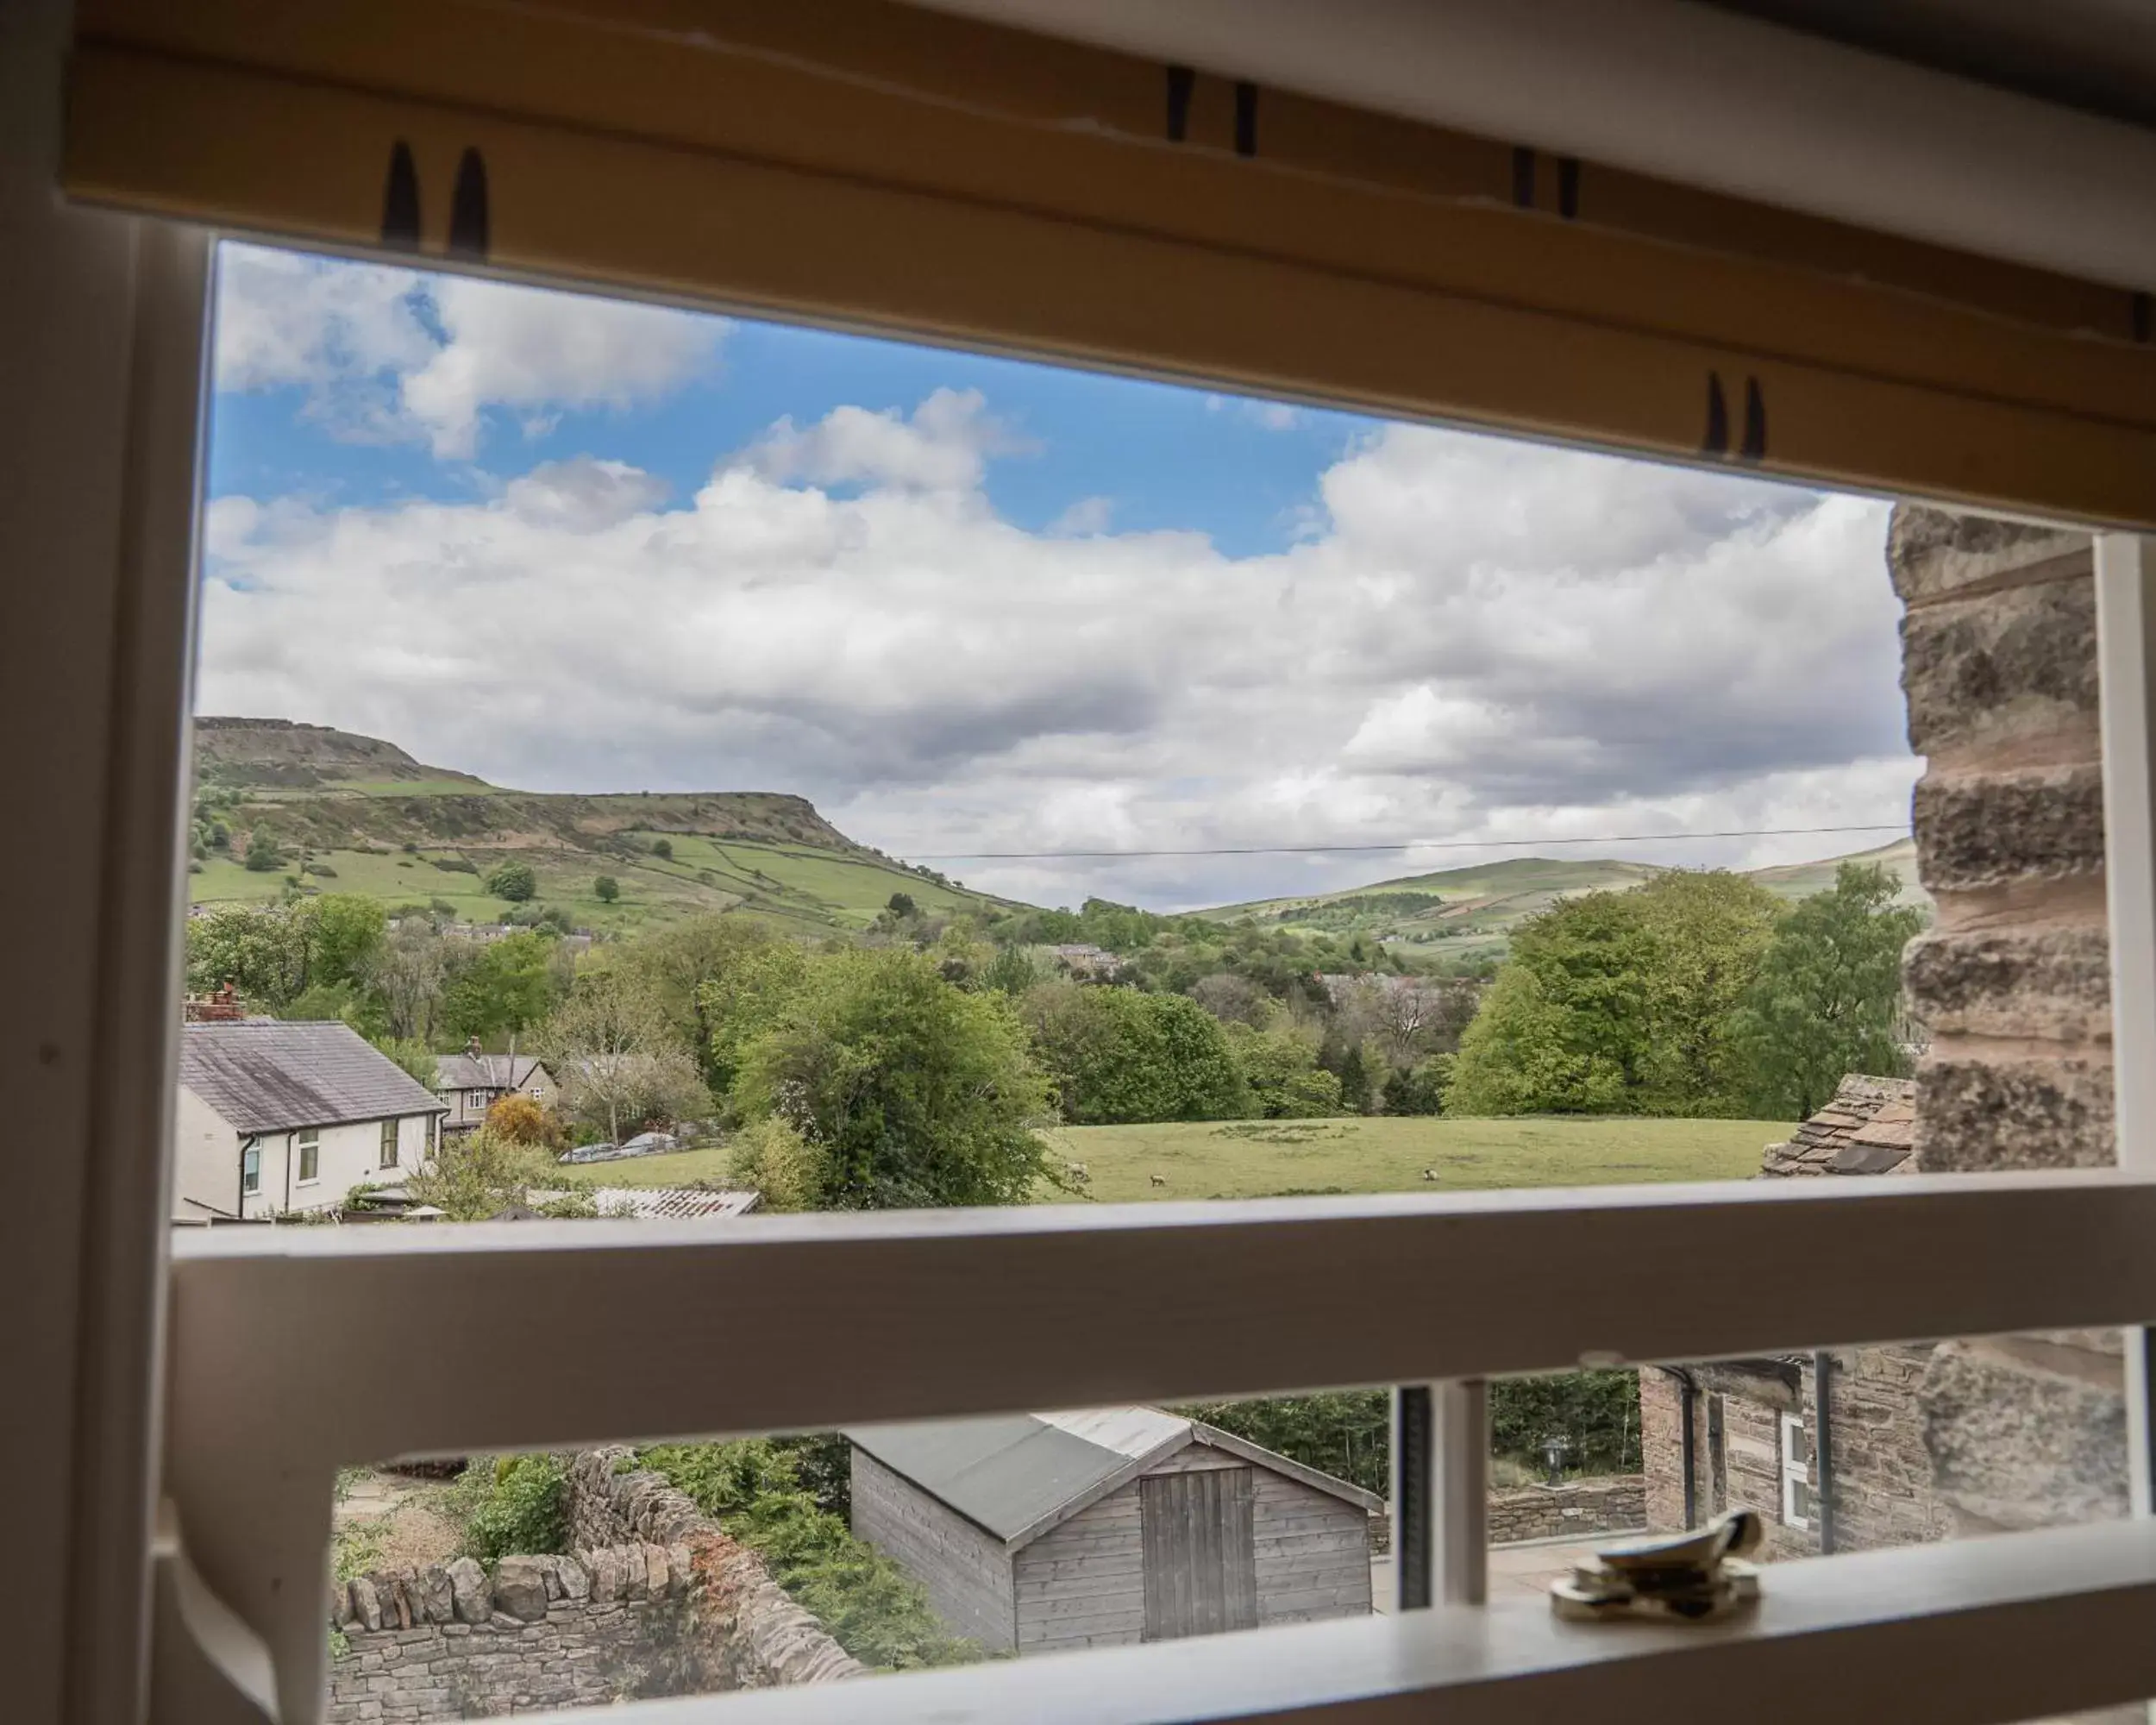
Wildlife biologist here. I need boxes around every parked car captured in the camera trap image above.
[558,1141,619,1164]
[620,1131,679,1157]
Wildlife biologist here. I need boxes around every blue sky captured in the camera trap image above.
[208,304,1369,557]
[197,242,1917,911]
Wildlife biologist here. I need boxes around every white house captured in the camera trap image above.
[172,1020,448,1221]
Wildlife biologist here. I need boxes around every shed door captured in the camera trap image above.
[1140,1466,1258,1640]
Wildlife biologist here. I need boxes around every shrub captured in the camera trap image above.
[243,833,284,872]
[724,1115,829,1212]
[402,841,419,853]
[458,1453,569,1562]
[432,856,479,875]
[486,861,538,902]
[639,1442,977,1670]
[397,859,414,869]
[650,837,674,860]
[305,862,339,879]
[429,897,459,919]
[484,1092,556,1147]
[594,875,620,904]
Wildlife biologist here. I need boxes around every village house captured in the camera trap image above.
[172,1020,448,1222]
[1639,1076,1952,1558]
[846,1406,1382,1654]
[433,1038,560,1135]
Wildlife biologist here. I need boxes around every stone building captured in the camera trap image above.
[1644,511,2131,1596]
[1641,1077,1950,1558]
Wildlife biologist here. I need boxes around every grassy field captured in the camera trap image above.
[552,1114,1793,1201]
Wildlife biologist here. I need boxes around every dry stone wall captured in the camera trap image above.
[1889,506,2130,1539]
[327,1451,860,1722]
[1486,1477,1644,1545]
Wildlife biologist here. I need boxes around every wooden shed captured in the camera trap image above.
[846,1407,1382,1654]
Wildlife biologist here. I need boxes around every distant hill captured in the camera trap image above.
[1199,836,1927,960]
[187,718,1017,936]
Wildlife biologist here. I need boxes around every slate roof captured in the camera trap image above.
[844,1407,1382,1548]
[434,1052,550,1092]
[1759,1074,1915,1178]
[180,1020,448,1133]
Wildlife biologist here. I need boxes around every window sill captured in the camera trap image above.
[579,1520,2156,1725]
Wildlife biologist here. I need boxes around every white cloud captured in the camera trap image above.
[743,388,1028,492]
[199,405,1912,909]
[1049,496,1115,537]
[211,244,722,459]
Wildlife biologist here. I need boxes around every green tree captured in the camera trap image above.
[1020,982,1250,1124]
[486,860,538,902]
[441,930,556,1044]
[185,894,385,1009]
[537,969,707,1145]
[406,1126,558,1220]
[979,942,1040,996]
[243,831,284,872]
[1225,1019,1342,1117]
[688,924,813,1095]
[594,875,619,903]
[1630,871,1781,1113]
[650,837,674,860]
[733,948,1052,1208]
[1730,862,1927,1118]
[724,1114,830,1212]
[367,1033,440,1091]
[1449,872,1779,1117]
[886,891,918,919]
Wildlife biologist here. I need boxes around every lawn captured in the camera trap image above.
[552,1114,1793,1201]
[1044,1115,1792,1202]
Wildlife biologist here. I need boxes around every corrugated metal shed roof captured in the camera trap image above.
[526,1186,763,1220]
[180,1020,447,1133]
[844,1407,1381,1547]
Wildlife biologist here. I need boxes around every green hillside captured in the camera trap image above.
[187,718,1012,935]
[1201,837,1927,960]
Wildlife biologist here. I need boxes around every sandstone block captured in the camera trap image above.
[622,1543,648,1600]
[556,1556,591,1601]
[446,1557,489,1625]
[667,1543,693,1596]
[643,1543,670,1598]
[1915,1055,2114,1170]
[350,1577,382,1634]
[588,1546,624,1604]
[1900,574,2098,759]
[1912,763,2105,892]
[408,1565,454,1626]
[1902,925,2110,1043]
[492,1557,552,1624]
[1920,1337,2128,1531]
[1887,505,2089,605]
[332,1581,356,1628]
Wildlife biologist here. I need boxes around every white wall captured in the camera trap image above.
[172,1088,241,1220]
[241,1113,435,1219]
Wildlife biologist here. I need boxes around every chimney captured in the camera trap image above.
[467,1036,483,1057]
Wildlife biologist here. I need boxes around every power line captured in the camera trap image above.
[906,822,1910,862]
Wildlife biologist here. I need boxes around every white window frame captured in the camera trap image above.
[34,186,2156,1725]
[239,1145,260,1197]
[378,1119,399,1170]
[1779,1413,1810,1532]
[295,1129,319,1187]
